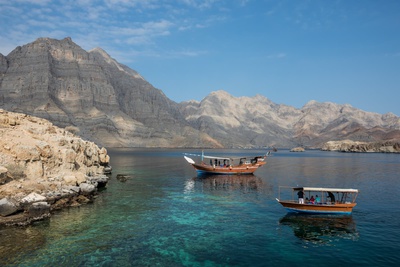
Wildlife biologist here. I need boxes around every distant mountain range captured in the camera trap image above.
[1,37,399,148]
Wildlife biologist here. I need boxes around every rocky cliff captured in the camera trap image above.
[0,109,110,225]
[0,37,218,148]
[1,37,400,148]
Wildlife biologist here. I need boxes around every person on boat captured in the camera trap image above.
[327,191,336,203]
[297,190,304,204]
[310,195,315,204]
[315,195,320,204]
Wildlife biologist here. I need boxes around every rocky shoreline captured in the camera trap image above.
[321,140,400,153]
[0,110,111,226]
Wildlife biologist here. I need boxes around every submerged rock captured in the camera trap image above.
[116,174,131,182]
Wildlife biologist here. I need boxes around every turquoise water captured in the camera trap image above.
[1,149,399,266]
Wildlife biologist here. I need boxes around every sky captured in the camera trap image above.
[0,0,399,116]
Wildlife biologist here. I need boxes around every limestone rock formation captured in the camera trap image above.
[0,109,111,225]
[321,140,400,153]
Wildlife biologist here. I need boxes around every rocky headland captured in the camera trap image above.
[0,109,110,226]
[321,140,400,153]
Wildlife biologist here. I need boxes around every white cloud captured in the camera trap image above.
[9,0,52,5]
[267,53,287,59]
[0,0,228,59]
[169,49,208,57]
[104,19,173,46]
[104,0,160,10]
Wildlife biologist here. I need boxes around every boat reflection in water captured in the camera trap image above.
[184,174,265,194]
[196,174,263,191]
[279,213,359,244]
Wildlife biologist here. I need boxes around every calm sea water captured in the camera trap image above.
[1,149,399,266]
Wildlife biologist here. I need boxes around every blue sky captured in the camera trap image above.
[0,0,399,116]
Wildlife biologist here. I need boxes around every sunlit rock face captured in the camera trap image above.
[0,109,109,198]
[0,37,217,148]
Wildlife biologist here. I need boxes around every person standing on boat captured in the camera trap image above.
[297,190,304,204]
[327,191,335,203]
[315,195,320,204]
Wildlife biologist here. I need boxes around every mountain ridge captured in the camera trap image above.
[1,37,399,148]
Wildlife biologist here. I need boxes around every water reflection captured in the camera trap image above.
[279,213,359,244]
[191,174,264,192]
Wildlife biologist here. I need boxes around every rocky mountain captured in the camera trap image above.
[178,91,301,147]
[0,37,218,148]
[179,91,400,148]
[1,37,399,148]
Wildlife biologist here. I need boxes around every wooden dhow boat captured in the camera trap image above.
[276,186,359,214]
[184,151,269,175]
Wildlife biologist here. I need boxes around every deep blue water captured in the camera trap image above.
[1,149,399,266]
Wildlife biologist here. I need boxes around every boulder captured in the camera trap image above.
[0,198,19,216]
[79,183,96,194]
[21,192,47,203]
